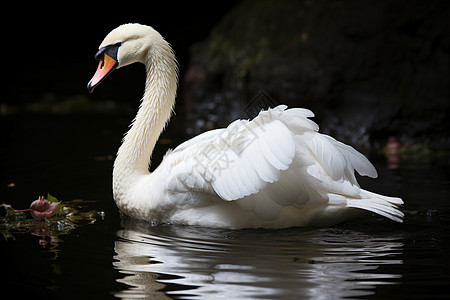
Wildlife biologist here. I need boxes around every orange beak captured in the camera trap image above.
[87,53,118,93]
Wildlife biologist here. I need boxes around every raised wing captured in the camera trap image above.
[164,106,309,200]
[162,105,382,221]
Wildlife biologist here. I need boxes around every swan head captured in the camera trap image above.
[87,23,161,93]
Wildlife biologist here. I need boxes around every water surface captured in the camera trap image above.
[1,112,449,299]
[115,220,405,299]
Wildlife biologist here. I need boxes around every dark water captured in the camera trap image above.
[1,112,449,299]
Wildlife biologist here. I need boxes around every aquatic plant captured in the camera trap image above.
[0,194,103,252]
[11,194,62,220]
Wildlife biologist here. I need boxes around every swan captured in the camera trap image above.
[87,23,404,229]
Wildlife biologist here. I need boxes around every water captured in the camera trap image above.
[1,112,449,299]
[114,222,405,299]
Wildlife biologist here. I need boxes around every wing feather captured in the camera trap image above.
[211,119,295,200]
[248,151,278,183]
[161,105,401,224]
[165,107,297,202]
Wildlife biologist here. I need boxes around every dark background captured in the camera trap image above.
[2,2,236,105]
[2,0,449,150]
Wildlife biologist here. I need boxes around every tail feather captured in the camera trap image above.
[345,190,404,223]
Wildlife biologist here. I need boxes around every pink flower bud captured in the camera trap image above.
[29,196,60,220]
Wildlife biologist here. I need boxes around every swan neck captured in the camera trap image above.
[114,41,178,180]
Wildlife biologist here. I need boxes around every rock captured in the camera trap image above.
[182,0,450,149]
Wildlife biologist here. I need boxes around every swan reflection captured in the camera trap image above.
[114,218,403,299]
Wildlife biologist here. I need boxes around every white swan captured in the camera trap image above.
[87,24,404,229]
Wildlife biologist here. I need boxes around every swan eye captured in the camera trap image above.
[94,42,121,62]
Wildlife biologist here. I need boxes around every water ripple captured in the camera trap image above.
[114,218,403,299]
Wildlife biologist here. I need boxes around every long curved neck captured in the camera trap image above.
[113,40,178,192]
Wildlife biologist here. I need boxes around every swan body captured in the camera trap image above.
[88,24,404,229]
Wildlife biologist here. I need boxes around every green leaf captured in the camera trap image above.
[47,193,59,203]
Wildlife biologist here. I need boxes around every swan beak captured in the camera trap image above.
[87,53,118,93]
